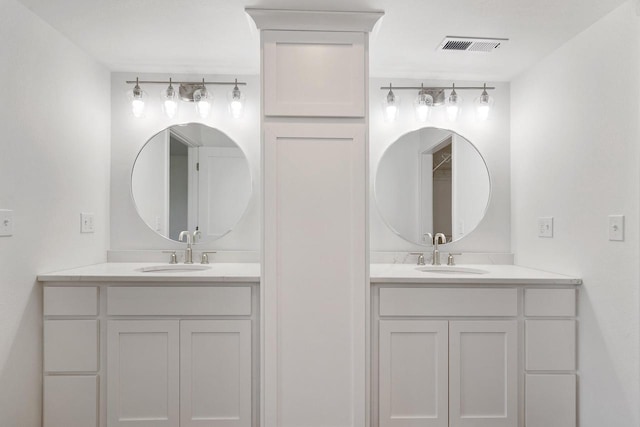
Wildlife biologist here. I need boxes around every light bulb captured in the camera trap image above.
[230,100,243,118]
[161,78,179,119]
[128,78,146,118]
[474,83,494,121]
[445,84,462,122]
[382,84,399,122]
[194,81,212,119]
[131,98,145,118]
[227,79,245,119]
[196,99,211,118]
[416,104,429,122]
[414,86,433,123]
[164,99,178,118]
[476,104,490,121]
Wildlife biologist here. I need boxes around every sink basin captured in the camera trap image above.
[416,266,488,275]
[139,265,212,273]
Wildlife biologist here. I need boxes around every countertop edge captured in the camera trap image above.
[370,277,582,285]
[38,275,260,283]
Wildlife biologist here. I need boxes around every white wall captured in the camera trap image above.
[110,72,260,251]
[511,2,639,425]
[370,78,511,253]
[0,0,111,425]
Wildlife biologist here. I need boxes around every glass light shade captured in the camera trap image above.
[128,85,147,118]
[193,87,212,119]
[474,88,494,121]
[161,81,179,119]
[227,85,245,119]
[446,90,462,122]
[414,91,433,122]
[383,89,399,122]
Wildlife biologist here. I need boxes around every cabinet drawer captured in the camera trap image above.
[526,374,576,427]
[44,287,98,316]
[526,320,576,371]
[44,320,98,372]
[44,375,98,427]
[380,287,517,316]
[525,289,576,317]
[107,286,252,316]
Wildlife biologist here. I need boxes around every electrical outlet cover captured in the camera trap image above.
[0,210,14,237]
[81,213,95,233]
[538,217,553,238]
[609,215,624,241]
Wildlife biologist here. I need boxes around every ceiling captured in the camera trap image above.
[17,0,626,81]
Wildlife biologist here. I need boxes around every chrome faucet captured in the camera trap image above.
[432,233,447,265]
[178,231,194,264]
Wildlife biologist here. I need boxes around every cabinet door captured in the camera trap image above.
[180,320,252,427]
[263,31,365,117]
[263,123,366,427]
[107,321,179,427]
[449,321,517,427]
[379,320,449,427]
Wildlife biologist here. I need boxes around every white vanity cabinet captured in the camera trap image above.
[42,281,259,427]
[372,284,578,427]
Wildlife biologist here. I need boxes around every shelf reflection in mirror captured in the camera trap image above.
[132,123,251,242]
[375,127,490,245]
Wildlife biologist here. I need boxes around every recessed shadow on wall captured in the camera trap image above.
[0,283,42,426]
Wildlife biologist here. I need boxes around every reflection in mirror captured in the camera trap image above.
[132,123,251,242]
[375,127,490,245]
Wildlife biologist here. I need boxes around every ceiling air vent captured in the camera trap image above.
[438,36,508,53]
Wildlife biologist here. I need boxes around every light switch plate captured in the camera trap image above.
[609,215,624,241]
[80,213,95,233]
[0,210,14,237]
[538,217,553,238]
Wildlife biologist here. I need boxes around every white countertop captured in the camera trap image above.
[38,262,581,285]
[370,263,581,285]
[38,262,261,283]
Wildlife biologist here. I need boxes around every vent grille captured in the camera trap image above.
[438,36,508,53]
[442,40,472,51]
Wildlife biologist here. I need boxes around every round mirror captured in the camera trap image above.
[375,127,490,245]
[132,123,252,242]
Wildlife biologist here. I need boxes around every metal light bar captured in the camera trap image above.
[380,85,495,91]
[126,80,247,86]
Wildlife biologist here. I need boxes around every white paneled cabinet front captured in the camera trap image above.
[263,123,366,427]
[180,320,252,427]
[263,30,365,117]
[107,319,252,427]
[107,320,180,427]
[378,319,517,427]
[449,321,517,427]
[378,321,449,427]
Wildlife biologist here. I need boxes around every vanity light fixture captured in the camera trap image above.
[126,77,248,119]
[127,78,147,118]
[379,83,495,122]
[382,83,399,122]
[474,83,494,121]
[193,79,212,119]
[161,78,179,118]
[228,79,245,119]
